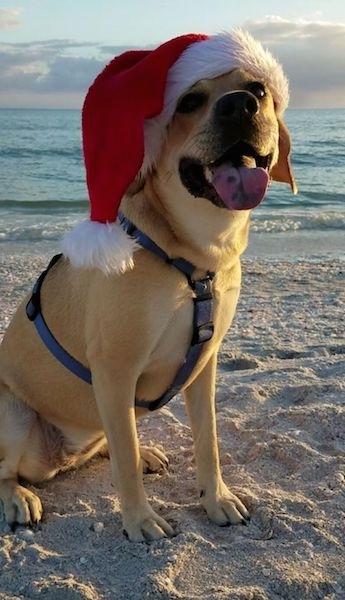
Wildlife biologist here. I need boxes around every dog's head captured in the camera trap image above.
[63,31,297,273]
[152,68,296,220]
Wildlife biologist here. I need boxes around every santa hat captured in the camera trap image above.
[62,29,289,274]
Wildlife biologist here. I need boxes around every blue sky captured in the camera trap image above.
[1,0,345,108]
[3,0,345,46]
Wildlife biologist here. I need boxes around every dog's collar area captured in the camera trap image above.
[119,212,197,279]
[25,217,215,412]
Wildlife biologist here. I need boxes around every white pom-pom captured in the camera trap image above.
[61,220,139,275]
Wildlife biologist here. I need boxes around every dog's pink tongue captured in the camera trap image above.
[212,164,269,210]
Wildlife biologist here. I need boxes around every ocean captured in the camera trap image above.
[0,108,344,260]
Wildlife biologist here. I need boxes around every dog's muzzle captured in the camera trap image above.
[179,90,273,211]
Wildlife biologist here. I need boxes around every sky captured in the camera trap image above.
[1,0,345,109]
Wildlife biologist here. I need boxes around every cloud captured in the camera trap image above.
[0,37,135,107]
[36,55,104,93]
[0,39,107,105]
[244,17,345,107]
[99,44,153,55]
[0,17,345,108]
[0,7,22,29]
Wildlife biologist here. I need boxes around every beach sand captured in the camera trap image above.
[0,250,344,600]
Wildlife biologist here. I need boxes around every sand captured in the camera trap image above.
[0,250,344,600]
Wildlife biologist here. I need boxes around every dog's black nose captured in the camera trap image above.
[215,91,259,121]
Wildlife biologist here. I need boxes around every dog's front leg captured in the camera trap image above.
[92,371,174,542]
[184,352,250,526]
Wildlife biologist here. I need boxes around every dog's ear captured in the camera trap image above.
[270,118,298,194]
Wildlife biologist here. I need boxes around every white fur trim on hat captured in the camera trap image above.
[142,29,289,173]
[62,220,139,274]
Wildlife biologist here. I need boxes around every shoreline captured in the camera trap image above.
[1,227,344,263]
[0,251,344,599]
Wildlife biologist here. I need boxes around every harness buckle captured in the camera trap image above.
[191,321,214,345]
[191,276,214,345]
[190,277,213,300]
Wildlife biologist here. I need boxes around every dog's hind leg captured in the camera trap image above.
[140,446,169,474]
[97,443,169,474]
[0,383,61,527]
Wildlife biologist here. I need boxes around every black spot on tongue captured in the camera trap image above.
[212,164,269,210]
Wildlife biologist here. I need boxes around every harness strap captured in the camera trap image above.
[26,254,92,384]
[26,217,215,411]
[135,275,214,411]
[119,213,196,279]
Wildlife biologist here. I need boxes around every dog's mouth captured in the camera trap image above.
[179,141,273,211]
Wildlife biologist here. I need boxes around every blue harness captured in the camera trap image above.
[26,214,215,411]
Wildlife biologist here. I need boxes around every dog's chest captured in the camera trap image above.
[135,279,240,402]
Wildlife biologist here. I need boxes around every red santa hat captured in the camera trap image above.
[62,29,289,273]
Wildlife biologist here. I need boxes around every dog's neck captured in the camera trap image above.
[121,175,251,275]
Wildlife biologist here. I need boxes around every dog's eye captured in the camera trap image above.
[176,92,207,114]
[247,82,266,100]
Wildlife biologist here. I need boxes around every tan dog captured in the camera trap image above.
[0,67,296,541]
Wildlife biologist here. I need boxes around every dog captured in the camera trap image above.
[0,53,296,541]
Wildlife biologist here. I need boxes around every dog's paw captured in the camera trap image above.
[140,445,169,474]
[201,483,250,527]
[0,480,43,527]
[122,505,174,542]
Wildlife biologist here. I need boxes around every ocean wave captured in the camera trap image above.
[0,209,344,244]
[0,219,82,242]
[1,188,344,212]
[1,146,82,160]
[265,193,345,208]
[252,211,345,233]
[0,199,88,212]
